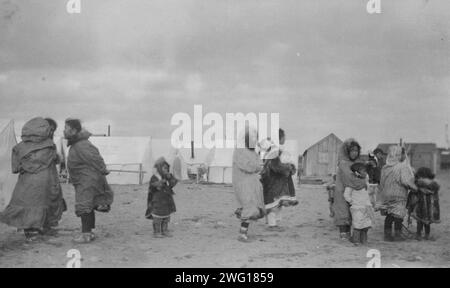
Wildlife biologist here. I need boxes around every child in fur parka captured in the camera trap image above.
[407,167,440,241]
[145,157,178,238]
[344,162,375,245]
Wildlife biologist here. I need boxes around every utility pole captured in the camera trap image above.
[445,124,449,150]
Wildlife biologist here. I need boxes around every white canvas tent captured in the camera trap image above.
[150,139,213,181]
[207,147,234,184]
[61,136,153,185]
[0,120,18,210]
[206,140,300,184]
[61,137,200,185]
[90,137,152,185]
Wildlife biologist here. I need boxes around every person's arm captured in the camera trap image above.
[399,163,417,191]
[430,181,440,194]
[75,142,109,175]
[343,187,352,204]
[290,164,297,175]
[149,174,164,191]
[146,176,161,217]
[416,179,439,195]
[166,173,178,188]
[11,146,20,174]
[269,157,293,177]
[234,151,262,174]
[338,161,366,189]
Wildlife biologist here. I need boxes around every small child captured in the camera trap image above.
[145,157,178,238]
[326,175,337,218]
[407,167,440,241]
[366,153,380,209]
[279,148,299,207]
[344,162,375,245]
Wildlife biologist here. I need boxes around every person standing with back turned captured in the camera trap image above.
[64,118,114,244]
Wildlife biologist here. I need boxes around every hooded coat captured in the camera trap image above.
[260,147,297,211]
[378,146,415,219]
[67,130,113,216]
[232,147,265,221]
[333,139,367,226]
[1,117,65,229]
[145,157,177,218]
[407,178,440,224]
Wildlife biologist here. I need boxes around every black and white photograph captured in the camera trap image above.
[0,0,449,271]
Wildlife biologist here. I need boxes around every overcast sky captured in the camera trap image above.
[1,0,449,152]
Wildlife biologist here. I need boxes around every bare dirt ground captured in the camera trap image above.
[1,172,449,268]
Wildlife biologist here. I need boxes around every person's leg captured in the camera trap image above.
[360,228,368,244]
[24,228,40,241]
[416,221,423,240]
[80,211,95,233]
[424,224,431,240]
[73,212,95,243]
[333,187,351,239]
[238,221,250,242]
[384,215,394,241]
[345,225,351,239]
[351,229,361,245]
[81,213,92,233]
[267,207,281,230]
[153,217,163,238]
[276,207,282,223]
[267,211,277,227]
[162,217,173,237]
[92,211,96,230]
[393,218,405,241]
[88,211,96,238]
[339,225,350,240]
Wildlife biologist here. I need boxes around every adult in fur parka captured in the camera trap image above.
[333,138,367,240]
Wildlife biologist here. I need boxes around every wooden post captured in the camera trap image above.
[139,164,143,185]
[108,125,111,137]
[191,141,195,159]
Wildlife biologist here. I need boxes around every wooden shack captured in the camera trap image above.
[376,143,439,174]
[302,133,343,177]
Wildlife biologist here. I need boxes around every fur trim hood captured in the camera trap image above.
[338,138,361,162]
[153,157,170,177]
[67,129,92,146]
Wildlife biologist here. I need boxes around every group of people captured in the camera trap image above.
[0,118,442,247]
[231,128,298,242]
[0,117,113,244]
[328,139,441,245]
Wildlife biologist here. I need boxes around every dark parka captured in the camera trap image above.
[261,153,297,211]
[145,157,177,218]
[333,139,367,226]
[1,118,65,229]
[67,130,113,216]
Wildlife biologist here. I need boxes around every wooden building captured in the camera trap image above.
[376,143,439,174]
[302,133,343,177]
